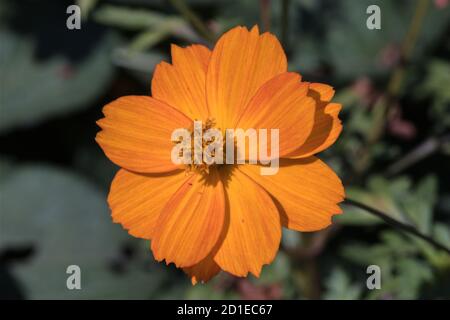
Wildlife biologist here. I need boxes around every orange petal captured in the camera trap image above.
[213,166,281,277]
[151,169,225,268]
[183,253,221,285]
[236,72,315,157]
[240,157,344,231]
[152,44,211,121]
[207,25,287,129]
[309,83,335,101]
[96,96,192,173]
[108,169,188,240]
[287,83,343,158]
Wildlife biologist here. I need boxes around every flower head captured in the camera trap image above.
[96,25,344,284]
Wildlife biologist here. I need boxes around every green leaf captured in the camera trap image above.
[323,267,362,300]
[341,229,439,299]
[94,5,184,31]
[394,259,433,299]
[337,189,383,226]
[0,30,116,132]
[324,0,450,81]
[257,252,291,285]
[340,175,438,229]
[76,0,99,19]
[417,60,450,130]
[0,164,167,299]
[402,175,437,233]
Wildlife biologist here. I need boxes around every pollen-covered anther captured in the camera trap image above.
[174,118,224,175]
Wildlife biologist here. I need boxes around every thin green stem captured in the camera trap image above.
[168,0,216,43]
[354,0,430,176]
[345,198,450,255]
[388,0,429,96]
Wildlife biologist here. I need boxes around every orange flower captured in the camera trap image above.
[96,25,344,284]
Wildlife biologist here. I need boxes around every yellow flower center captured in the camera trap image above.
[174,118,226,175]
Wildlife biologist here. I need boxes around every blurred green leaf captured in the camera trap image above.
[402,175,437,234]
[339,175,438,230]
[257,252,291,285]
[0,164,168,299]
[389,258,433,299]
[341,228,445,299]
[323,267,363,300]
[76,0,99,19]
[337,189,383,226]
[417,59,450,130]
[185,279,238,299]
[111,47,164,84]
[325,0,449,80]
[0,29,116,132]
[94,5,184,31]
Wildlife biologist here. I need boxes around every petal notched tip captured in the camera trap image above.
[286,82,343,158]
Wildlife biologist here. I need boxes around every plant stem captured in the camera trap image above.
[168,0,216,43]
[386,136,442,176]
[345,198,450,255]
[388,0,429,96]
[354,0,430,176]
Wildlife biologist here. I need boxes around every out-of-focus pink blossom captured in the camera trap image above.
[57,63,75,80]
[388,106,417,140]
[236,279,283,300]
[352,77,379,106]
[434,0,448,9]
[379,43,402,69]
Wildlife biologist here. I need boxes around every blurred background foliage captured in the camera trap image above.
[0,0,449,299]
